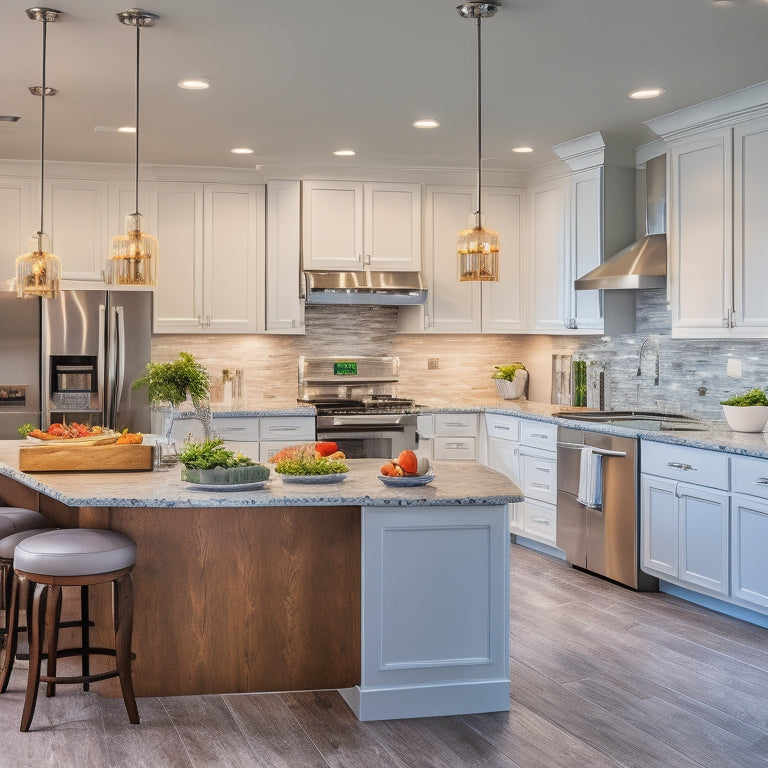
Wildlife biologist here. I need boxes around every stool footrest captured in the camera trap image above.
[40,669,120,686]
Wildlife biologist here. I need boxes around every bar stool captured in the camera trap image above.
[4,528,139,732]
[0,509,51,641]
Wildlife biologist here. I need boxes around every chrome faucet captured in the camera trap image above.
[636,336,660,386]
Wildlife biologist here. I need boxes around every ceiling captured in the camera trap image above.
[1,0,767,174]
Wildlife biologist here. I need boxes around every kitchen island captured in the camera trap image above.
[0,443,521,721]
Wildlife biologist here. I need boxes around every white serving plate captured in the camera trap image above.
[278,472,349,484]
[184,480,269,492]
[378,472,435,488]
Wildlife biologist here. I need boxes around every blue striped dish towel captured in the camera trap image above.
[577,446,603,509]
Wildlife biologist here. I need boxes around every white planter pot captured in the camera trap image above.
[494,370,528,400]
[722,405,768,433]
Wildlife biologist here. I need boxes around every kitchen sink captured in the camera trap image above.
[553,410,710,432]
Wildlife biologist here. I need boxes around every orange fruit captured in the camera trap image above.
[397,449,419,475]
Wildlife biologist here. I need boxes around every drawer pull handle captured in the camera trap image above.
[445,422,469,428]
[531,482,550,490]
[267,426,301,432]
[530,433,550,439]
[530,516,550,525]
[667,461,696,471]
[534,465,551,473]
[494,425,511,431]
[446,442,466,449]
[754,478,768,485]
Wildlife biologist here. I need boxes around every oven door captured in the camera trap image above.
[316,420,417,459]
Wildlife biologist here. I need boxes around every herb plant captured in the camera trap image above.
[178,439,255,470]
[132,351,210,407]
[491,363,527,381]
[720,388,768,407]
[274,455,349,476]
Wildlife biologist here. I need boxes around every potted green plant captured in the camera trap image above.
[720,388,768,432]
[132,352,212,448]
[492,363,528,400]
[178,438,270,486]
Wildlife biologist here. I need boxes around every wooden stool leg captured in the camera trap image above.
[80,585,90,691]
[113,573,139,724]
[44,585,61,698]
[1,563,8,637]
[20,582,47,732]
[0,572,21,693]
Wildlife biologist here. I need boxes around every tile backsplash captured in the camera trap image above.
[151,290,768,420]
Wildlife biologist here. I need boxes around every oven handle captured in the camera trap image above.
[317,427,407,437]
[557,440,627,458]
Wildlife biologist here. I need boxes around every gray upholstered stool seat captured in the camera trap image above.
[0,509,50,539]
[0,528,58,560]
[2,528,139,732]
[14,529,137,576]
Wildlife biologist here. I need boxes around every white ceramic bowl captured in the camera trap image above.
[722,405,768,433]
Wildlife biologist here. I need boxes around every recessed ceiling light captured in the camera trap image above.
[628,87,665,100]
[177,78,210,90]
[231,147,254,155]
[413,118,440,128]
[333,149,356,157]
[511,146,533,153]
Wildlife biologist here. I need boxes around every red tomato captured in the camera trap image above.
[47,423,67,436]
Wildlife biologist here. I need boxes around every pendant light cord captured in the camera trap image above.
[38,17,48,236]
[475,14,482,222]
[134,22,140,216]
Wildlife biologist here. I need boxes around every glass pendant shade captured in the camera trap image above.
[108,213,159,285]
[457,213,500,282]
[16,232,61,299]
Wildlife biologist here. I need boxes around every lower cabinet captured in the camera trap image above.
[419,412,478,461]
[731,496,768,610]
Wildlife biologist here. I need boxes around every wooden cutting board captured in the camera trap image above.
[19,443,154,472]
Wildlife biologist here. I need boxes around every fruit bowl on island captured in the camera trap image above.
[379,450,434,486]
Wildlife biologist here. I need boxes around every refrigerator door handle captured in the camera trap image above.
[98,303,108,425]
[111,306,126,429]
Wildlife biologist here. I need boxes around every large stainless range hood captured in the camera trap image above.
[304,270,427,305]
[575,154,667,291]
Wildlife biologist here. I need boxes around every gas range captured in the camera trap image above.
[302,396,421,417]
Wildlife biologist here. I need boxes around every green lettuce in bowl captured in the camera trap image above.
[720,388,768,433]
[178,439,270,484]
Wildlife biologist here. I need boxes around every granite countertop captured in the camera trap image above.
[0,443,521,509]
[419,399,768,460]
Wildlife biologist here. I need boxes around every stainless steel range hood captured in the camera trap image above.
[304,270,427,305]
[575,154,667,291]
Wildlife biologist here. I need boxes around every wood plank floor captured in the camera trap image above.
[1,542,766,768]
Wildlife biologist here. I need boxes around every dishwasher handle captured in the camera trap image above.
[557,440,627,458]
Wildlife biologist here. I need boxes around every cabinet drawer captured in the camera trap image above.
[520,420,557,451]
[731,455,768,500]
[434,437,476,460]
[521,452,557,504]
[259,417,315,441]
[434,413,478,437]
[642,441,729,490]
[522,499,556,543]
[215,417,260,441]
[485,414,520,441]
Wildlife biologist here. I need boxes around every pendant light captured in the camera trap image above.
[15,7,61,300]
[107,8,159,286]
[456,1,500,282]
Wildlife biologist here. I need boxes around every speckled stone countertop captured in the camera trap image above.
[180,404,317,418]
[420,399,768,460]
[0,443,521,509]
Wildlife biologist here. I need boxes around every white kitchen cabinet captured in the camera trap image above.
[426,412,478,461]
[152,182,265,334]
[640,441,730,596]
[266,180,303,333]
[517,421,558,545]
[484,414,522,531]
[302,180,421,271]
[46,178,109,281]
[0,177,34,282]
[398,185,525,334]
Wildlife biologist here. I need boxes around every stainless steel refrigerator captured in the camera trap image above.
[41,290,153,433]
[0,286,41,439]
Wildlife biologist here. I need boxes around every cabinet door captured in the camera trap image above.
[204,184,265,333]
[528,179,567,332]
[488,437,522,531]
[363,182,421,270]
[641,475,678,578]
[668,129,732,336]
[266,179,303,333]
[419,186,481,332]
[567,168,602,330]
[731,494,768,609]
[151,182,204,333]
[302,180,363,270]
[45,178,108,281]
[481,188,526,333]
[733,114,768,334]
[0,177,34,282]
[677,483,729,595]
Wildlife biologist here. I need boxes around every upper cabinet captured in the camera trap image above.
[0,177,34,282]
[398,185,525,333]
[648,84,768,338]
[302,180,421,271]
[152,182,265,334]
[266,179,304,333]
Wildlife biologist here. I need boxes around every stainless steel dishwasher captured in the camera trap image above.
[556,426,657,591]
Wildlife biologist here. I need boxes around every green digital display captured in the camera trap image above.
[333,361,358,376]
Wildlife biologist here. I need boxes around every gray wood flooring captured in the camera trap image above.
[1,543,766,768]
